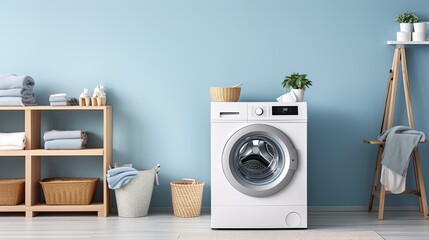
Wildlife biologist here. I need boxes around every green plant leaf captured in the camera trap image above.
[282,72,313,90]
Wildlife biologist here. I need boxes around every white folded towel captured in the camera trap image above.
[0,132,26,150]
[276,92,297,102]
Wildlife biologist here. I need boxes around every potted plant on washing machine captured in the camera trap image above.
[281,72,312,102]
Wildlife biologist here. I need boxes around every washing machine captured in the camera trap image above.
[211,102,307,229]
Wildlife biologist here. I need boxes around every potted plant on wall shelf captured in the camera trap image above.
[281,72,312,102]
[395,11,419,33]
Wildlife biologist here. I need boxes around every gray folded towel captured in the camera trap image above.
[49,95,67,102]
[50,101,71,106]
[44,139,86,150]
[49,96,78,106]
[0,97,24,106]
[0,89,34,98]
[0,74,34,90]
[44,130,87,142]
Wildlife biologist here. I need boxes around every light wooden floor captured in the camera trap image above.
[0,211,428,239]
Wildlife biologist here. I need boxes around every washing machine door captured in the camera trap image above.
[222,124,298,197]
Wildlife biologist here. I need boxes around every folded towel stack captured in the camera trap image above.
[0,132,26,150]
[49,93,78,106]
[43,130,87,150]
[0,74,36,106]
[107,167,139,189]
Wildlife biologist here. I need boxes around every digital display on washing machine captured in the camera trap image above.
[272,106,298,115]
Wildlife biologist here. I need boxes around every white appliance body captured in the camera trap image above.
[211,102,307,229]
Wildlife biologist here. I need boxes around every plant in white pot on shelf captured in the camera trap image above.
[395,11,419,33]
[413,20,427,42]
[281,72,312,102]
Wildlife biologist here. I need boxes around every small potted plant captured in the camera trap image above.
[413,20,427,41]
[414,21,426,32]
[395,11,419,32]
[282,72,312,102]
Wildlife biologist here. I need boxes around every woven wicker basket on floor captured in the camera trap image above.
[0,179,25,205]
[40,178,98,205]
[171,179,204,218]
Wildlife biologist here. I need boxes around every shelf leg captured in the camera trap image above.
[378,184,386,220]
[369,145,383,212]
[25,211,38,218]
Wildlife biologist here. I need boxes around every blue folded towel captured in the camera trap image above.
[44,138,86,150]
[0,74,34,90]
[107,167,139,189]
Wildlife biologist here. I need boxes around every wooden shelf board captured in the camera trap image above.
[373,189,419,197]
[0,204,26,212]
[363,139,385,145]
[387,40,429,45]
[30,149,104,156]
[364,139,426,145]
[0,149,104,156]
[31,202,104,212]
[0,150,28,156]
[0,106,111,111]
[30,106,110,111]
[0,107,26,111]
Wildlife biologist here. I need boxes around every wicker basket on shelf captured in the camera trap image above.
[0,179,25,206]
[170,179,204,218]
[40,178,98,205]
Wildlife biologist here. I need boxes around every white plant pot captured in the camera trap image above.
[397,32,411,42]
[292,89,305,102]
[412,32,427,41]
[413,22,427,32]
[399,23,413,32]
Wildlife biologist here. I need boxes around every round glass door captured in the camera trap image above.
[222,124,298,197]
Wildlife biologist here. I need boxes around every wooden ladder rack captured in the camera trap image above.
[364,42,429,220]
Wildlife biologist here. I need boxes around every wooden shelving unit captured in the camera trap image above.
[0,106,112,217]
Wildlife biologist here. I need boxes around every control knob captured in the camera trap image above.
[255,107,264,116]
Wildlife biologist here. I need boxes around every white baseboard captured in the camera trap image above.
[111,207,211,214]
[142,206,420,213]
[308,205,420,212]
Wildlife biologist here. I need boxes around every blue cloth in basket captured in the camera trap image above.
[107,167,138,190]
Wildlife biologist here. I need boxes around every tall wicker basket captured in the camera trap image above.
[170,179,204,218]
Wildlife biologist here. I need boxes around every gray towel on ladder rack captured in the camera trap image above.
[377,125,425,176]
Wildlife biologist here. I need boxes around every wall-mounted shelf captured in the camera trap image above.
[387,41,429,45]
[0,106,112,217]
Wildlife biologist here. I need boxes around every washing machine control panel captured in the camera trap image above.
[247,103,306,120]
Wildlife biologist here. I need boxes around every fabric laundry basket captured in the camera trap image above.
[115,165,160,217]
[171,179,204,218]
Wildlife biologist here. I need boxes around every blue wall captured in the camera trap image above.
[1,0,429,208]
